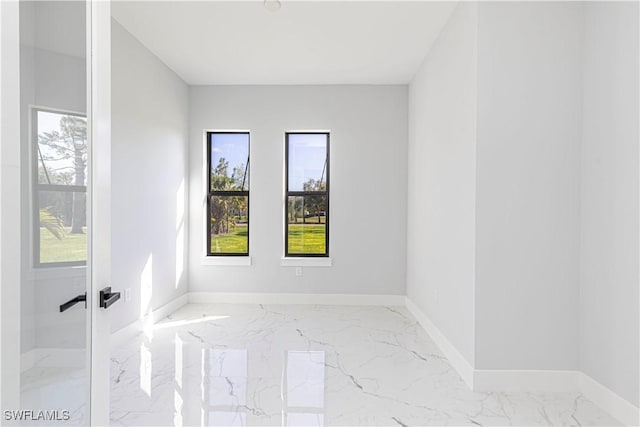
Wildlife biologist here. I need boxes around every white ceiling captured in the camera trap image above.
[111,1,457,85]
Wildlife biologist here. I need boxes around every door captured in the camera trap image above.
[0,1,113,425]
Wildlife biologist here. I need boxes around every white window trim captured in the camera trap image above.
[30,105,88,270]
[282,130,332,263]
[201,129,252,266]
[280,257,332,267]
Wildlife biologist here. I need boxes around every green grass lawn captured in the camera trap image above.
[211,224,248,254]
[210,223,326,255]
[288,223,326,254]
[40,222,325,262]
[40,227,87,264]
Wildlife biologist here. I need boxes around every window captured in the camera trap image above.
[33,108,88,267]
[285,132,329,257]
[207,132,250,256]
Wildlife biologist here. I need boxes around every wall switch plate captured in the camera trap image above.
[124,288,131,302]
[295,267,303,277]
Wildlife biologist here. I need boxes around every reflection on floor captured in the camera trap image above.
[110,304,620,426]
[21,366,86,426]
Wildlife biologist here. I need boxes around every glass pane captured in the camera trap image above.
[210,195,249,254]
[37,110,88,186]
[287,195,327,255]
[210,133,249,191]
[288,133,328,192]
[38,190,87,264]
[17,1,90,424]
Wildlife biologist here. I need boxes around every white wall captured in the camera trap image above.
[110,20,189,332]
[407,2,477,366]
[410,4,639,405]
[188,85,407,296]
[474,2,583,370]
[580,2,639,406]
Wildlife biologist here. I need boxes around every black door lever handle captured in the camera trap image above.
[60,293,87,312]
[99,286,121,309]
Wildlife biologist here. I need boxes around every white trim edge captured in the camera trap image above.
[188,292,403,306]
[405,296,474,389]
[473,369,578,393]
[579,372,639,427]
[110,316,142,349]
[110,293,189,347]
[152,293,189,324]
[25,292,635,426]
[471,369,639,425]
[404,296,639,425]
[280,257,332,267]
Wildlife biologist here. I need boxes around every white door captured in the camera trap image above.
[0,1,113,425]
[88,1,113,425]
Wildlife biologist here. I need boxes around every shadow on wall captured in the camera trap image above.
[176,178,185,289]
[140,253,153,330]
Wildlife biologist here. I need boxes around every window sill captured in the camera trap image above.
[280,257,332,267]
[201,256,252,266]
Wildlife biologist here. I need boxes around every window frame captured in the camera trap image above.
[284,131,330,258]
[32,106,88,269]
[206,131,250,257]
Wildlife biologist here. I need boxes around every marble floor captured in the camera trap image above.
[20,366,87,426]
[110,304,620,426]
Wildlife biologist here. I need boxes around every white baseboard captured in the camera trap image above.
[116,292,639,426]
[111,292,400,347]
[22,292,637,426]
[110,293,189,347]
[20,348,85,372]
[152,293,189,322]
[473,369,579,393]
[404,296,474,389]
[404,296,639,426]
[579,372,639,427]
[188,292,405,306]
[472,369,638,425]
[110,317,143,348]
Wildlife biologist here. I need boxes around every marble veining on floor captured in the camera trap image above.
[110,304,620,426]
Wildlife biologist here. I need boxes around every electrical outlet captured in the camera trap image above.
[295,267,303,277]
[124,288,131,302]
